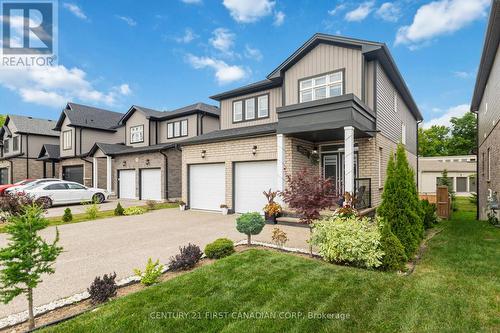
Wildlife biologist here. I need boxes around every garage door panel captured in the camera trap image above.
[63,165,84,185]
[235,161,277,214]
[189,164,225,211]
[141,169,162,201]
[119,170,136,199]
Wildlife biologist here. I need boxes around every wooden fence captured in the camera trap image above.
[420,187,451,219]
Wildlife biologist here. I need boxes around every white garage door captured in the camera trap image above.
[189,164,225,211]
[141,169,162,201]
[119,170,136,199]
[235,161,277,214]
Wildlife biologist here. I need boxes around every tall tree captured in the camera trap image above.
[0,115,6,127]
[448,112,477,155]
[418,125,450,156]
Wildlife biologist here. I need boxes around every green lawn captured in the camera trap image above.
[43,201,499,333]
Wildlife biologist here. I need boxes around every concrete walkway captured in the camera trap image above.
[44,199,147,218]
[0,209,309,318]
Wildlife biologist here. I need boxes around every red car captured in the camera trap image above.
[0,179,35,195]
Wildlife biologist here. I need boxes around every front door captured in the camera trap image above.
[0,168,8,185]
[323,152,358,194]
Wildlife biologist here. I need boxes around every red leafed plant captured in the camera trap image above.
[280,168,338,255]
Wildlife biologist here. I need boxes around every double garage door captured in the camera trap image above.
[118,169,162,201]
[189,161,277,213]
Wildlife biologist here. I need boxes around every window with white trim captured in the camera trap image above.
[62,130,72,150]
[12,136,18,151]
[245,98,255,120]
[401,123,406,145]
[394,90,398,113]
[233,100,243,122]
[130,125,144,143]
[3,139,9,154]
[232,94,269,122]
[299,71,343,103]
[167,119,188,138]
[258,95,268,118]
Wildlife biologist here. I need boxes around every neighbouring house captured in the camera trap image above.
[87,103,219,201]
[0,115,60,184]
[180,33,422,214]
[53,103,125,188]
[418,155,476,197]
[471,0,500,220]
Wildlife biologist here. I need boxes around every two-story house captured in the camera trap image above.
[471,0,500,220]
[0,115,60,184]
[180,33,422,214]
[53,103,125,187]
[87,103,219,201]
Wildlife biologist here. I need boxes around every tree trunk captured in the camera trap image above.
[28,287,34,329]
[247,234,251,245]
[309,226,313,257]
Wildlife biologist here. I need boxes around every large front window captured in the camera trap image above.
[299,71,343,103]
[167,120,188,139]
[233,94,269,123]
[130,125,144,143]
[62,130,72,150]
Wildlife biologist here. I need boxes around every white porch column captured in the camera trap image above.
[276,134,285,196]
[106,156,112,193]
[92,157,98,188]
[344,126,355,195]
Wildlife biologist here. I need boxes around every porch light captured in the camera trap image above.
[252,145,257,155]
[145,159,150,166]
[201,150,206,158]
[122,161,126,167]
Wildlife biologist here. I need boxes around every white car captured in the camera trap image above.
[22,181,109,208]
[5,178,60,194]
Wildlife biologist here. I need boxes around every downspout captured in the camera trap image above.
[416,120,422,189]
[8,160,13,183]
[26,134,29,178]
[79,128,83,156]
[200,112,205,135]
[474,109,479,220]
[155,121,159,145]
[159,150,169,201]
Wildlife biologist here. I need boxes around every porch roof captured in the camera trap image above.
[276,94,376,141]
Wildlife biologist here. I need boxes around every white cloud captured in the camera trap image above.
[63,3,88,20]
[423,104,469,129]
[395,0,489,47]
[223,0,275,23]
[328,4,346,16]
[452,71,473,79]
[116,15,137,26]
[0,65,128,107]
[376,2,401,22]
[345,1,375,22]
[210,28,235,55]
[181,0,202,4]
[175,28,198,43]
[186,54,247,84]
[273,11,285,26]
[244,45,263,61]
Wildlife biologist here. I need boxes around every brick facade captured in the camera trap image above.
[59,158,93,187]
[478,121,500,220]
[0,157,56,183]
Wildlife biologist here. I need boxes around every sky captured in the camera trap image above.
[0,0,492,128]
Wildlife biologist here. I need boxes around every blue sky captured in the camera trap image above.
[0,0,491,128]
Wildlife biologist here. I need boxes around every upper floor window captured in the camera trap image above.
[299,71,343,103]
[130,125,144,143]
[3,139,9,154]
[12,136,18,151]
[401,123,406,145]
[63,130,72,150]
[233,94,269,123]
[394,90,398,113]
[167,119,188,139]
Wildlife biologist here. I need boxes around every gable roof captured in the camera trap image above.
[54,102,124,131]
[87,142,176,156]
[118,102,220,125]
[37,144,60,160]
[209,33,422,121]
[1,115,59,137]
[471,0,500,112]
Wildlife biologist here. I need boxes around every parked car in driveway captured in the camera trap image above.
[22,181,109,208]
[0,179,35,195]
[4,178,60,195]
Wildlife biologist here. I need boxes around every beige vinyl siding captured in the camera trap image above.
[202,115,220,134]
[78,127,124,155]
[126,111,149,147]
[283,43,363,106]
[478,44,500,145]
[364,60,375,109]
[158,114,198,143]
[220,87,282,130]
[375,62,417,155]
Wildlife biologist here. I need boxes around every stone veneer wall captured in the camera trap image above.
[478,121,500,220]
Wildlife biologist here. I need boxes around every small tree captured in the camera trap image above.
[62,208,73,222]
[0,205,63,329]
[280,168,337,256]
[236,212,265,245]
[114,202,125,216]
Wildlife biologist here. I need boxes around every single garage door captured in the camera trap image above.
[189,163,225,211]
[234,161,277,214]
[119,170,136,199]
[63,165,84,185]
[141,169,162,201]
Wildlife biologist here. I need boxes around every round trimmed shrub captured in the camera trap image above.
[62,208,73,222]
[236,212,266,245]
[204,238,235,259]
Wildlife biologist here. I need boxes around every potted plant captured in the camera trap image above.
[264,202,282,224]
[220,204,228,215]
[179,201,186,211]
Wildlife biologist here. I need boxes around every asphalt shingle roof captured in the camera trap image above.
[7,115,59,137]
[37,144,60,160]
[179,123,277,146]
[89,142,176,156]
[120,103,220,125]
[59,103,124,131]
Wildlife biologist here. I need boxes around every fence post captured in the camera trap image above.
[436,185,450,219]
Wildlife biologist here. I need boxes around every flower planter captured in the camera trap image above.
[221,208,228,215]
[179,205,186,211]
[265,213,277,224]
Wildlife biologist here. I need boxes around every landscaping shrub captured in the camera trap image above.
[124,207,146,215]
[62,208,73,222]
[421,199,438,229]
[236,212,266,245]
[204,238,235,259]
[83,200,100,220]
[311,216,384,269]
[271,228,288,248]
[87,272,117,305]
[379,221,407,271]
[134,258,163,286]
[0,192,36,222]
[169,243,203,270]
[377,144,423,258]
[114,202,125,216]
[145,200,157,210]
